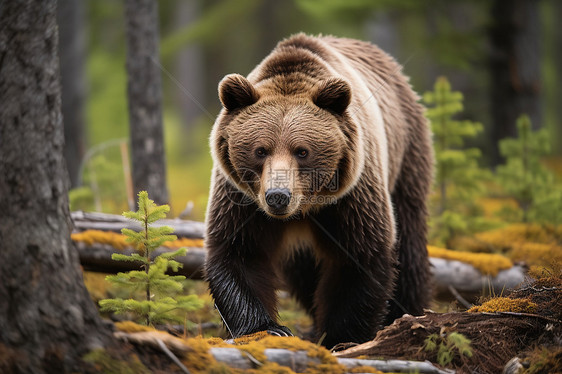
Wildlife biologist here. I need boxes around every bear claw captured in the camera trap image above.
[266,325,293,337]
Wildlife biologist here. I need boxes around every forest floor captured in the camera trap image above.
[77,222,562,373]
[80,269,561,374]
[334,274,562,374]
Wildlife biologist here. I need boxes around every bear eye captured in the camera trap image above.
[296,148,309,158]
[255,147,267,158]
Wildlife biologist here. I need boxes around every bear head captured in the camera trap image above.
[211,73,362,219]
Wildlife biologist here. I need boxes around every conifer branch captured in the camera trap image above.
[99,191,203,326]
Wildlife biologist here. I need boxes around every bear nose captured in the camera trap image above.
[265,188,291,211]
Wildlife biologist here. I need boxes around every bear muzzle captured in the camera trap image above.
[264,188,292,216]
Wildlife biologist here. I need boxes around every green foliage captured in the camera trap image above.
[99,191,203,326]
[423,76,491,245]
[86,49,128,145]
[295,0,423,20]
[69,186,95,212]
[70,148,128,214]
[496,114,560,224]
[531,188,562,224]
[160,0,260,60]
[424,331,473,367]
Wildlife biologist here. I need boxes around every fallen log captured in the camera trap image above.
[72,211,526,295]
[429,257,526,300]
[71,211,206,239]
[76,241,206,279]
[76,240,526,297]
[209,348,454,373]
[115,330,454,374]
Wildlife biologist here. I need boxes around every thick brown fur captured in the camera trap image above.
[205,34,433,349]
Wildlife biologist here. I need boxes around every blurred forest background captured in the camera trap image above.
[64,0,562,237]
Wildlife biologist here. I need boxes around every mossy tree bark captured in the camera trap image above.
[0,1,111,372]
[124,0,169,205]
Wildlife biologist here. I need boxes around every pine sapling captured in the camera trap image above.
[424,330,473,367]
[99,191,203,326]
[496,114,556,223]
[423,76,491,245]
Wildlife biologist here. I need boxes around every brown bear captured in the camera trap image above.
[205,34,433,349]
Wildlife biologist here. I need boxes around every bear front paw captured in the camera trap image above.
[266,324,293,337]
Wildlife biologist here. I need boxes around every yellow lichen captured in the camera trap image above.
[165,236,205,248]
[233,330,270,345]
[528,263,562,280]
[82,271,112,301]
[71,229,204,250]
[468,297,538,313]
[114,321,157,333]
[448,235,494,253]
[229,333,347,373]
[476,197,518,218]
[101,328,377,373]
[427,246,513,276]
[474,224,562,252]
[510,242,562,268]
[182,336,217,372]
[248,362,296,373]
[347,365,384,373]
[305,362,346,374]
[449,224,562,272]
[72,230,130,250]
[521,346,562,373]
[206,337,227,346]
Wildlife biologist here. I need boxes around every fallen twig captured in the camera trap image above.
[156,338,191,374]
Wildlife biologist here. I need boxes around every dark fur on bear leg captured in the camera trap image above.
[308,192,396,349]
[282,248,320,316]
[313,260,391,349]
[385,126,433,324]
[205,173,293,338]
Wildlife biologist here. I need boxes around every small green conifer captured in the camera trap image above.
[424,331,473,367]
[496,114,560,223]
[99,191,203,325]
[423,76,491,245]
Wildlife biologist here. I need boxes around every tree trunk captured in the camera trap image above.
[0,1,110,372]
[489,0,542,166]
[57,0,87,189]
[554,0,562,155]
[124,0,169,205]
[172,0,206,130]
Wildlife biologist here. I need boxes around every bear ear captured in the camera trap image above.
[313,78,351,115]
[218,74,260,112]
